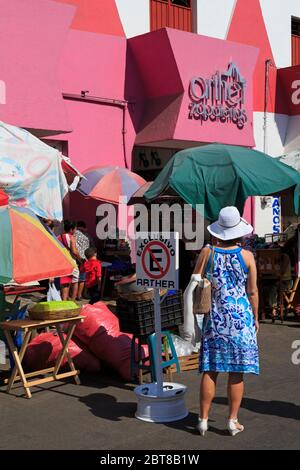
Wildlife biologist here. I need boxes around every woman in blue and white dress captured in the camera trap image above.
[194,207,259,436]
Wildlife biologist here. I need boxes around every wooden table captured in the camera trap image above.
[3,286,46,297]
[0,316,84,398]
[2,285,46,307]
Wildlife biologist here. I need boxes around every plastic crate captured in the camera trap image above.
[116,291,183,336]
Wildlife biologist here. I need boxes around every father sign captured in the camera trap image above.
[136,233,179,289]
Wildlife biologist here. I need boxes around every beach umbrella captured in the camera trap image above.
[128,182,181,205]
[144,144,300,220]
[0,205,76,284]
[77,166,146,204]
[0,121,82,220]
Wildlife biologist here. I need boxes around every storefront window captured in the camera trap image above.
[292,17,300,66]
[150,0,193,33]
[132,146,177,181]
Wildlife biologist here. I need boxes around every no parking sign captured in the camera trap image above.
[136,233,179,289]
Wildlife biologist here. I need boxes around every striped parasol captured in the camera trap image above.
[77,166,146,204]
[0,205,76,284]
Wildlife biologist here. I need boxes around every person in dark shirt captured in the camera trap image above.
[80,247,102,304]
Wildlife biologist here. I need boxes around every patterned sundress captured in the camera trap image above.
[199,246,259,375]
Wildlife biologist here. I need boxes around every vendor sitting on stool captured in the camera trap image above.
[80,247,102,304]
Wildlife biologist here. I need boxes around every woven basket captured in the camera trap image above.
[28,307,81,321]
[118,290,154,301]
[193,279,211,315]
[118,288,167,301]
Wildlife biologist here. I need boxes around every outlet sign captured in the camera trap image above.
[188,62,247,129]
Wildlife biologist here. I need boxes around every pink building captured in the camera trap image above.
[1,0,300,233]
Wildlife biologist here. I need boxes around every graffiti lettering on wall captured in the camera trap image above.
[291,80,300,105]
[188,62,247,129]
[272,197,281,234]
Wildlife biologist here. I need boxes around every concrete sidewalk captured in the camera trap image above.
[0,321,299,450]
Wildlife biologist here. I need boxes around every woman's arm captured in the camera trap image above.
[182,246,210,344]
[245,251,259,333]
[193,246,211,275]
[70,236,82,262]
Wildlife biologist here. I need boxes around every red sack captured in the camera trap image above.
[74,302,120,346]
[74,301,148,381]
[89,332,148,381]
[24,332,101,373]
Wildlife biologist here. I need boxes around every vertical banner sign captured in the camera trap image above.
[136,233,179,290]
[272,197,281,234]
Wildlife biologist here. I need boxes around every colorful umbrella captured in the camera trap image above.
[0,205,76,284]
[77,166,146,204]
[128,181,181,205]
[0,189,8,207]
[0,121,81,220]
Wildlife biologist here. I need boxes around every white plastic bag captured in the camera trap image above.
[183,273,202,345]
[171,334,195,357]
[47,282,62,301]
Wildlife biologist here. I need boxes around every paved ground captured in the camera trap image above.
[0,319,299,451]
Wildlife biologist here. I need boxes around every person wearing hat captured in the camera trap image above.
[194,206,259,436]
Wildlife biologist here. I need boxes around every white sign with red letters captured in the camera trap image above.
[136,233,179,289]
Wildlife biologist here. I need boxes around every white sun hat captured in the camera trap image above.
[207,206,253,241]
